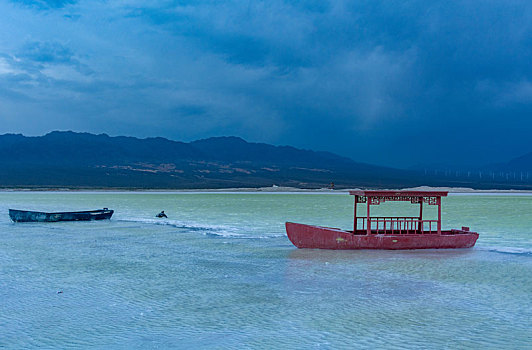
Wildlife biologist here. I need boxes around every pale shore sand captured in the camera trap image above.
[2,185,532,194]
[185,185,532,194]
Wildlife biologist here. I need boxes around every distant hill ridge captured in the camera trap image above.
[0,131,404,189]
[494,151,532,172]
[0,131,530,189]
[0,131,373,168]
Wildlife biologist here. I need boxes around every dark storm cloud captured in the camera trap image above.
[2,40,92,85]
[0,0,530,167]
[19,41,75,64]
[11,0,76,9]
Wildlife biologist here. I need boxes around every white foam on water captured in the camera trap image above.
[479,246,532,256]
[115,217,285,239]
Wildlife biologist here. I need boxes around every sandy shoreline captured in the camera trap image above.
[1,185,532,194]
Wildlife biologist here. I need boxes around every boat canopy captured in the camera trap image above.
[349,190,448,234]
[349,190,448,199]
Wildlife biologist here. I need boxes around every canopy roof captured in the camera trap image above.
[349,190,448,198]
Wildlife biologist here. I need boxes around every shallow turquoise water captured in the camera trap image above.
[1,192,531,349]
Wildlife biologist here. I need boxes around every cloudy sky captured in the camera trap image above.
[0,0,531,167]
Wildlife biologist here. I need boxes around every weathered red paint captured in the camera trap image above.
[285,191,479,250]
[286,222,478,250]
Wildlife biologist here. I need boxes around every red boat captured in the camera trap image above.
[286,190,479,250]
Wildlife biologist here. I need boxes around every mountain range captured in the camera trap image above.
[0,131,530,189]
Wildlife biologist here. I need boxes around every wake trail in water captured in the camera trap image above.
[115,217,286,239]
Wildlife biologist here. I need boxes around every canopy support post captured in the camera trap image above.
[354,195,358,233]
[437,197,442,234]
[366,197,371,235]
[418,197,423,233]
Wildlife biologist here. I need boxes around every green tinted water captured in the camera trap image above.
[1,192,530,349]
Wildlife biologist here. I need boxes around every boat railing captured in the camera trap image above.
[356,217,439,234]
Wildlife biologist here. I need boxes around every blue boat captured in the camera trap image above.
[9,208,114,222]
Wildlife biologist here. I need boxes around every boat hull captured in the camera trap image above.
[9,209,114,223]
[286,222,479,250]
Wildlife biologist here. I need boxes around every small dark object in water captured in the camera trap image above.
[57,290,63,294]
[156,211,168,218]
[9,208,114,222]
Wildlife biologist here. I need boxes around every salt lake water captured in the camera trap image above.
[1,192,531,349]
